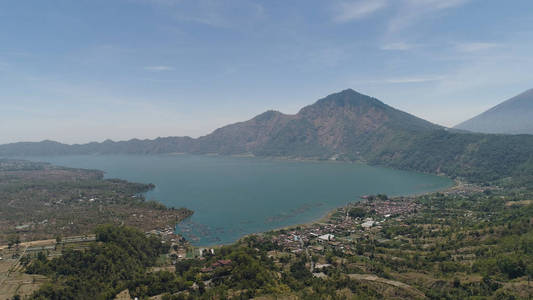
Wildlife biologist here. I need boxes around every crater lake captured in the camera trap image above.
[22,154,453,246]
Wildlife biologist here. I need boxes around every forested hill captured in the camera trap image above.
[365,130,533,183]
[2,89,533,182]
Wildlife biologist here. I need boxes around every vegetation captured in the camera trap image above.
[5,89,533,298]
[367,129,533,183]
[26,225,169,300]
[18,176,533,299]
[3,89,533,183]
[0,159,192,243]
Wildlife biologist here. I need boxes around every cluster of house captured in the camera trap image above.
[270,216,378,255]
[200,259,233,273]
[271,223,340,253]
[269,197,427,255]
[442,182,498,196]
[148,226,187,243]
[359,198,420,217]
[147,226,191,263]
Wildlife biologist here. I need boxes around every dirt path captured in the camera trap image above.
[0,246,28,289]
[348,274,425,298]
[0,239,56,251]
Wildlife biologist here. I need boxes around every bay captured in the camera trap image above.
[22,154,453,246]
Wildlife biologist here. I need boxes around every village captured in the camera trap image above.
[266,195,419,258]
[259,182,491,268]
[154,184,485,267]
[0,181,501,299]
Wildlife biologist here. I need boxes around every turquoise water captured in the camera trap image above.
[21,154,452,246]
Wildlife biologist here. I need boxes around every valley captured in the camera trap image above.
[2,89,533,185]
[3,0,533,298]
[8,175,533,299]
[2,89,533,299]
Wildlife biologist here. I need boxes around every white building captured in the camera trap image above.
[318,234,335,241]
[361,220,375,229]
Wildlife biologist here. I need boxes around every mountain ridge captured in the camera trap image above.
[454,88,533,134]
[2,88,533,182]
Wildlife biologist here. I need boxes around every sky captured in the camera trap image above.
[1,0,533,144]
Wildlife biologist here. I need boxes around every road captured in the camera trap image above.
[0,245,28,289]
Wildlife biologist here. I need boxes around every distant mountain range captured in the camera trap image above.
[2,89,533,182]
[0,89,440,158]
[455,89,533,134]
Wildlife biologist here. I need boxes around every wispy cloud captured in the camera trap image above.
[137,0,266,29]
[454,42,501,53]
[387,0,473,32]
[380,42,417,51]
[0,50,32,57]
[384,76,444,84]
[332,0,472,28]
[405,0,471,10]
[368,0,475,54]
[333,0,388,23]
[354,75,445,85]
[144,65,175,72]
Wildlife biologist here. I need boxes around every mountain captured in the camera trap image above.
[194,89,441,158]
[455,89,533,134]
[2,89,533,182]
[0,137,196,156]
[0,89,439,158]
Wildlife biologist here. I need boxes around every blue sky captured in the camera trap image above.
[1,0,533,144]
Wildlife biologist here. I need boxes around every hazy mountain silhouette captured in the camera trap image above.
[455,89,533,134]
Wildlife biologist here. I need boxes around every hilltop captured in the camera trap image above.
[455,88,533,134]
[2,89,533,182]
[0,89,439,158]
[4,90,533,300]
[193,89,441,158]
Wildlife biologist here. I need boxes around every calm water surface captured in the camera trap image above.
[23,154,452,246]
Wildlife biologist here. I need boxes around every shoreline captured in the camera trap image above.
[5,155,456,248]
[190,179,460,249]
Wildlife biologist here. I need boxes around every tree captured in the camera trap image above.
[349,207,367,219]
[7,235,20,249]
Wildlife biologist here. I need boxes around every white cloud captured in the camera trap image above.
[144,65,175,72]
[333,0,388,23]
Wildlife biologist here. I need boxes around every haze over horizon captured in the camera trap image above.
[2,0,533,144]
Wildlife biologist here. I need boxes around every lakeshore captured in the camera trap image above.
[135,177,532,299]
[188,179,481,254]
[7,176,533,299]
[16,154,453,246]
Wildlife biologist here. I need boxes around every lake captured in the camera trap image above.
[23,154,453,246]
